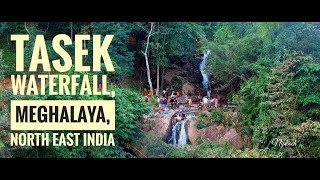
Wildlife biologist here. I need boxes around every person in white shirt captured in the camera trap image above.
[210,98,215,109]
[203,96,208,109]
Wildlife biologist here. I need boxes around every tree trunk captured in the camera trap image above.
[161,66,164,92]
[70,22,73,41]
[142,22,155,97]
[144,53,153,97]
[156,62,160,96]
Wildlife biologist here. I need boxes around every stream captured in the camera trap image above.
[167,110,195,146]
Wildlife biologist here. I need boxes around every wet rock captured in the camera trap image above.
[176,116,183,122]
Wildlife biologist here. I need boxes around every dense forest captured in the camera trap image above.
[0,22,319,158]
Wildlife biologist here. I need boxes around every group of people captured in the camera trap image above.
[197,94,219,110]
[157,89,180,109]
[143,87,219,111]
[143,88,181,110]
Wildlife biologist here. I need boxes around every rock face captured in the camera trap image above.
[177,95,188,104]
[218,128,245,147]
[142,109,175,137]
[182,82,195,95]
[162,55,203,96]
[187,118,200,144]
[164,69,177,83]
[187,119,251,148]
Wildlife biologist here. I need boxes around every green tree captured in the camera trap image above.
[91,22,136,82]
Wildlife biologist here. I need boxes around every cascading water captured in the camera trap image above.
[200,50,211,97]
[168,113,195,146]
[177,120,188,145]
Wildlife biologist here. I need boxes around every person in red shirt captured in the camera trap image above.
[142,88,147,96]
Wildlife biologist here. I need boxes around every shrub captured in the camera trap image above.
[196,120,209,129]
[195,112,210,129]
[141,133,174,158]
[209,110,224,123]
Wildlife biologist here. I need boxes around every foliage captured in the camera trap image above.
[206,22,320,158]
[195,112,209,129]
[0,110,9,129]
[195,119,209,130]
[0,41,12,77]
[148,97,158,108]
[209,110,224,123]
[2,22,320,158]
[206,22,279,95]
[91,22,136,80]
[235,57,320,157]
[141,133,174,158]
[196,110,226,129]
[169,142,283,158]
[170,76,183,91]
[11,77,151,157]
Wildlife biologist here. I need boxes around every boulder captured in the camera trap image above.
[143,109,175,137]
[182,82,195,95]
[164,69,177,83]
[186,121,251,148]
[199,124,225,142]
[219,128,244,147]
[177,95,188,104]
[186,118,200,145]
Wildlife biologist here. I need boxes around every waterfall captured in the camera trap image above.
[177,119,188,145]
[200,50,210,97]
[168,113,195,146]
